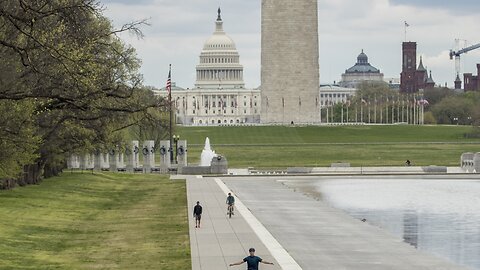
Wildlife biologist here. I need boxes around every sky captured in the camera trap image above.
[100,0,480,89]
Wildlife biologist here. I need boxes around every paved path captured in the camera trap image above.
[186,176,284,270]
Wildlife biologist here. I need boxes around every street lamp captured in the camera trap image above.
[173,134,180,164]
[453,117,458,125]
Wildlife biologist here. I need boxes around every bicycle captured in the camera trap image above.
[227,204,234,218]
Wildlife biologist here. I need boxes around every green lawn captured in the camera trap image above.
[178,125,480,167]
[0,173,190,270]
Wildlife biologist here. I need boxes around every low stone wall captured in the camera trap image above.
[178,166,211,175]
[421,166,447,173]
[308,166,429,174]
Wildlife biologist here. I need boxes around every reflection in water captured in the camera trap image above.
[282,178,480,270]
[403,210,418,248]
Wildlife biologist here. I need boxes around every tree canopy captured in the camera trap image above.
[0,0,165,187]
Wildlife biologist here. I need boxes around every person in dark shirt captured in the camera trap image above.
[229,247,274,269]
[193,201,203,228]
[226,192,235,216]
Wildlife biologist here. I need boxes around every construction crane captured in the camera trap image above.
[449,40,480,86]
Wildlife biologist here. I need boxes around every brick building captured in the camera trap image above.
[400,42,435,93]
[463,64,480,92]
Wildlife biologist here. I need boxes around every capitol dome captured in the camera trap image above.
[195,8,244,89]
[203,35,236,50]
[202,8,237,51]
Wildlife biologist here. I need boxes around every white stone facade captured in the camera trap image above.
[319,85,357,108]
[165,87,261,125]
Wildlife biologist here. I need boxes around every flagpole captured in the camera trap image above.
[168,64,173,164]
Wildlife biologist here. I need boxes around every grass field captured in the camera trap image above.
[0,173,190,270]
[178,125,480,167]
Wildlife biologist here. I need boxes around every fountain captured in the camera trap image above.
[200,137,217,166]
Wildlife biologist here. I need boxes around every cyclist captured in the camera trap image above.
[226,192,235,216]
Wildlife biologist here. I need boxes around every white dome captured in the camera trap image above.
[202,9,236,51]
[203,34,236,50]
[195,8,245,89]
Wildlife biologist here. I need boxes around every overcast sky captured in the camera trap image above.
[101,0,480,89]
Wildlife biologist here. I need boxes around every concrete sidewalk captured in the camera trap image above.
[186,176,283,270]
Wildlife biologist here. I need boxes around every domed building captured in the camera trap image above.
[157,8,260,126]
[339,50,384,88]
[195,9,245,89]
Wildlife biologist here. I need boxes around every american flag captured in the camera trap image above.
[166,64,172,96]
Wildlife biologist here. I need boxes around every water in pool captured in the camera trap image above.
[282,177,480,270]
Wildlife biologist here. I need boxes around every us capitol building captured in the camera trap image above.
[155,8,390,125]
[155,9,260,125]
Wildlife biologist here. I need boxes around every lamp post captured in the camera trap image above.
[453,117,459,125]
[173,135,180,164]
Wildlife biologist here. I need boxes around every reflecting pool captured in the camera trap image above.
[282,176,480,270]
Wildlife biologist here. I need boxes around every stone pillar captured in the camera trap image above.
[101,152,110,170]
[117,153,125,170]
[473,152,480,173]
[71,154,80,169]
[109,149,117,172]
[79,154,87,170]
[177,140,188,167]
[261,0,320,124]
[142,140,155,173]
[67,154,76,169]
[159,140,171,169]
[126,141,140,173]
[94,151,102,171]
[86,154,95,169]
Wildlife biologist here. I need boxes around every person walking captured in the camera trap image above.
[229,247,274,269]
[226,192,235,216]
[193,201,203,228]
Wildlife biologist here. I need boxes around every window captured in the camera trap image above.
[218,120,221,124]
[199,120,203,124]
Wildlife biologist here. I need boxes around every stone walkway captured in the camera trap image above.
[186,176,285,270]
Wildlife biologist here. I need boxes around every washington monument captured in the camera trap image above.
[261,0,320,124]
